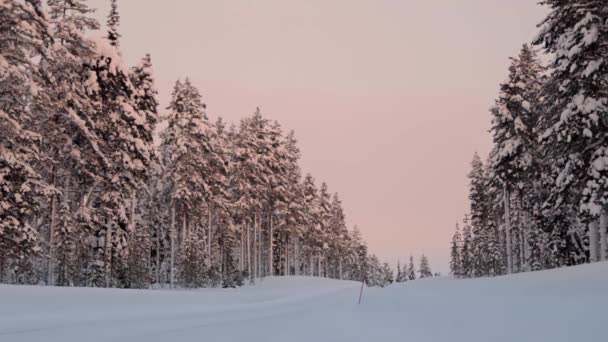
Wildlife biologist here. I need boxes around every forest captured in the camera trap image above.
[0,0,408,288]
[450,0,608,278]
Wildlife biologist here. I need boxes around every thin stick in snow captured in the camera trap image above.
[358,280,364,304]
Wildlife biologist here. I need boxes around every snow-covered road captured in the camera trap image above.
[1,262,607,342]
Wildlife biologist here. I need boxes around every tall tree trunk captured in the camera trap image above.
[253,213,257,279]
[241,224,245,271]
[258,215,262,277]
[600,210,608,261]
[504,187,512,274]
[182,212,187,249]
[156,224,161,284]
[247,219,251,278]
[523,209,531,271]
[208,204,212,266]
[310,254,314,276]
[589,219,600,262]
[104,221,113,287]
[269,211,273,277]
[47,169,57,286]
[285,233,289,276]
[170,205,176,289]
[339,257,343,280]
[318,254,321,277]
[294,237,299,276]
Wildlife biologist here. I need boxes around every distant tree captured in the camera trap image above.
[419,255,432,278]
[107,0,121,46]
[450,224,463,277]
[395,261,402,283]
[381,262,394,287]
[407,255,416,280]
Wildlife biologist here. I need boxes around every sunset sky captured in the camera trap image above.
[87,0,548,272]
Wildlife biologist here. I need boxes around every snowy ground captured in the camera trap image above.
[1,262,607,342]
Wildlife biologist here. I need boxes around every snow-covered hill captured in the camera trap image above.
[1,262,607,342]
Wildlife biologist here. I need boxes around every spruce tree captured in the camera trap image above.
[534,0,608,262]
[407,255,416,280]
[419,254,432,278]
[490,45,544,273]
[107,0,121,47]
[396,261,402,283]
[461,216,473,277]
[0,0,53,282]
[450,224,463,277]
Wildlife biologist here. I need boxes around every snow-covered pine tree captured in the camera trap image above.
[450,224,463,277]
[327,192,349,279]
[301,174,320,277]
[490,44,544,273]
[177,230,207,288]
[161,79,217,286]
[0,0,54,283]
[83,23,156,286]
[381,262,394,287]
[107,0,120,47]
[460,216,473,277]
[41,0,102,286]
[407,255,416,280]
[534,0,608,262]
[395,261,402,283]
[276,130,306,276]
[468,153,493,276]
[418,254,432,278]
[347,225,368,282]
[316,182,332,277]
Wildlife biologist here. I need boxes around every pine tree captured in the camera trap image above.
[490,45,544,273]
[316,182,332,277]
[177,230,207,288]
[450,224,463,277]
[469,153,492,276]
[396,261,402,283]
[534,0,608,262]
[0,0,53,282]
[407,255,416,280]
[418,254,432,278]
[381,262,394,287]
[461,217,473,277]
[41,0,108,287]
[107,0,121,47]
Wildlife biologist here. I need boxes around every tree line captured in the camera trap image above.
[0,0,396,288]
[450,0,608,278]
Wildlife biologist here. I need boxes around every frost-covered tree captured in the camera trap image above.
[0,0,53,282]
[407,255,416,280]
[490,45,544,273]
[395,261,403,283]
[534,0,608,262]
[107,0,120,47]
[177,230,207,288]
[381,262,394,286]
[460,217,473,277]
[418,255,432,278]
[450,224,463,277]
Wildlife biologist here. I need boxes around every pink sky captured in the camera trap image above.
[88,0,547,273]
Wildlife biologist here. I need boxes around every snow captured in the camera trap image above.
[1,262,607,342]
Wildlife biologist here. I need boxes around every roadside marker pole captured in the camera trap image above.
[358,280,364,304]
